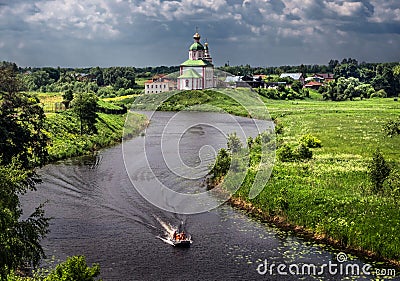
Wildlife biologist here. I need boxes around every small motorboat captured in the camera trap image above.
[171,231,192,247]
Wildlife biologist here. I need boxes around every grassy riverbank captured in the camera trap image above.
[45,111,147,161]
[37,93,148,161]
[215,95,400,265]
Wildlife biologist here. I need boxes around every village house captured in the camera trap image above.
[304,81,323,90]
[315,73,334,82]
[280,73,305,85]
[144,75,175,94]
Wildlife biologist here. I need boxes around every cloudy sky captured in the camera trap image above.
[0,0,399,67]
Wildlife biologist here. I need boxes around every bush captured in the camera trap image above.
[209,148,231,183]
[383,169,400,197]
[97,86,115,98]
[44,256,100,281]
[383,117,400,137]
[299,134,322,148]
[277,134,319,162]
[370,89,387,98]
[254,131,273,145]
[368,149,391,194]
[293,143,313,160]
[227,132,242,153]
[276,143,294,162]
[273,119,283,135]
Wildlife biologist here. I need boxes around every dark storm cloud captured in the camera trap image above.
[0,0,399,67]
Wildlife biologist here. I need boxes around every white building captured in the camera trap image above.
[178,32,216,90]
[280,73,305,85]
[144,75,175,94]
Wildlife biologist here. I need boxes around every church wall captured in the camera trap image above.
[179,78,203,90]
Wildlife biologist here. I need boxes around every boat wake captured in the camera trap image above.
[157,236,175,246]
[155,216,192,247]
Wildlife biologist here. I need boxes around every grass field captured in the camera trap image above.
[35,92,64,112]
[35,92,148,161]
[264,97,400,161]
[218,94,400,264]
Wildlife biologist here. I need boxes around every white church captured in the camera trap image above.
[177,32,217,90]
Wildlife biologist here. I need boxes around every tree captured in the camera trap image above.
[0,64,49,278]
[383,117,400,137]
[62,89,74,109]
[354,83,375,99]
[371,75,390,92]
[328,59,339,72]
[209,148,231,184]
[291,80,302,94]
[0,66,48,168]
[44,256,100,281]
[321,77,362,101]
[89,66,104,86]
[393,65,400,97]
[368,149,391,194]
[23,70,55,91]
[334,62,359,79]
[227,132,242,153]
[0,160,49,278]
[71,92,98,135]
[393,65,400,77]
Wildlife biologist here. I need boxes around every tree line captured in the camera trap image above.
[3,58,399,101]
[2,62,179,95]
[219,59,400,101]
[318,59,400,101]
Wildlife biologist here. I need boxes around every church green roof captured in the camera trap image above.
[189,42,204,51]
[180,59,213,67]
[178,69,202,79]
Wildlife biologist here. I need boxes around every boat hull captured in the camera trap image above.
[172,240,191,247]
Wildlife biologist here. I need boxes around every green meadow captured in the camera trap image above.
[264,97,400,161]
[231,94,400,264]
[35,92,148,161]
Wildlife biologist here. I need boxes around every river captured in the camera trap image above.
[22,111,397,280]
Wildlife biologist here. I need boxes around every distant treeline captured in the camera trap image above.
[1,59,399,100]
[219,58,400,99]
[218,58,398,77]
[0,61,180,95]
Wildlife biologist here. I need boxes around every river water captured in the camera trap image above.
[22,112,397,280]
